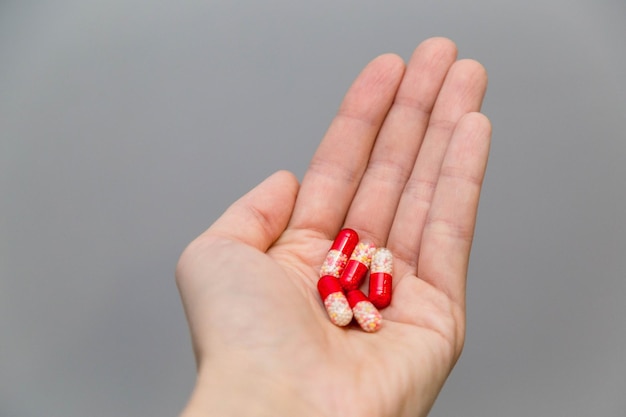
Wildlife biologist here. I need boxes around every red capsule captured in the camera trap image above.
[347,290,382,332]
[317,275,353,326]
[339,240,375,291]
[368,248,393,309]
[319,228,359,278]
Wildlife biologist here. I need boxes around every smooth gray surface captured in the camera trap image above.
[2,1,625,416]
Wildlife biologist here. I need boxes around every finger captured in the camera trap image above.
[202,170,300,251]
[388,59,488,272]
[288,54,405,238]
[417,112,492,307]
[343,37,458,245]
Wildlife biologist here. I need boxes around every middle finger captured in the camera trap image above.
[344,37,458,245]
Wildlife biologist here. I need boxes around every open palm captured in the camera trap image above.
[177,37,491,417]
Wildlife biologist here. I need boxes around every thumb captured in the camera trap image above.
[203,170,300,251]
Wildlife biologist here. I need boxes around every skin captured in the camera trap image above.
[176,37,491,417]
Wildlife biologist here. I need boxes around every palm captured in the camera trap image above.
[177,38,491,417]
[270,230,459,417]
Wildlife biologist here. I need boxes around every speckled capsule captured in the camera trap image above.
[347,290,382,332]
[368,247,393,309]
[317,275,353,326]
[319,228,359,278]
[339,240,376,291]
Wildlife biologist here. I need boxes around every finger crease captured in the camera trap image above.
[335,108,380,128]
[403,176,438,205]
[427,117,456,134]
[307,155,362,185]
[364,158,413,186]
[439,166,483,188]
[245,203,276,243]
[425,217,473,242]
[391,97,433,120]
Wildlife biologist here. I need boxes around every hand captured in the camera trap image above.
[176,37,491,417]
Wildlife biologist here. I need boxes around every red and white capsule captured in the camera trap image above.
[347,290,382,332]
[317,275,353,326]
[368,247,393,309]
[339,240,376,291]
[319,228,359,278]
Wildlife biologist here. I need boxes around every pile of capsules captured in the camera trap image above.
[317,228,393,333]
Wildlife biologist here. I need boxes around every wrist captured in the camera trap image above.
[180,356,324,417]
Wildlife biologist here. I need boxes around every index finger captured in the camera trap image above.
[287,54,405,238]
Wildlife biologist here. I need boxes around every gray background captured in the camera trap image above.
[2,1,625,416]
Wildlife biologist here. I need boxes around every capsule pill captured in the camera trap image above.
[368,247,393,309]
[319,228,359,278]
[317,275,353,326]
[347,289,382,332]
[339,240,375,291]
